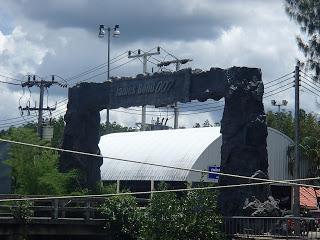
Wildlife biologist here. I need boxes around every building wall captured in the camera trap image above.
[187,128,308,182]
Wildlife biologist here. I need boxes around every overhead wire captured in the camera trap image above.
[0,80,21,86]
[263,72,294,85]
[1,176,320,202]
[301,86,320,98]
[0,138,320,193]
[65,51,130,84]
[0,74,23,83]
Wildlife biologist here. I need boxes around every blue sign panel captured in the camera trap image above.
[208,166,220,180]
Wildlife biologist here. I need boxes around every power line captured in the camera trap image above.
[264,72,294,85]
[301,76,320,92]
[0,80,21,86]
[264,86,293,99]
[1,176,320,202]
[65,51,130,84]
[264,77,294,90]
[0,74,23,83]
[0,137,319,190]
[301,86,320,98]
[300,70,316,81]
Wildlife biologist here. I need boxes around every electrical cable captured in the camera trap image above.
[301,86,320,98]
[264,86,293,99]
[264,82,293,94]
[0,138,319,191]
[300,70,316,80]
[301,76,320,92]
[1,176,320,202]
[0,74,23,83]
[64,51,129,83]
[264,77,294,90]
[264,72,295,85]
[0,80,21,86]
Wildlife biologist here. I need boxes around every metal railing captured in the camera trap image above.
[0,194,149,222]
[223,216,320,239]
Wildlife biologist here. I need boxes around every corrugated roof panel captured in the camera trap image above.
[99,127,221,181]
[300,187,317,209]
[100,127,304,182]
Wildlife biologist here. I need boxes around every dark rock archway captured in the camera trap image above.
[60,67,269,216]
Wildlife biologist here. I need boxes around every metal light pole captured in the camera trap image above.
[98,24,120,132]
[271,99,288,112]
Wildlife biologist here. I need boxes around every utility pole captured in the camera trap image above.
[157,58,192,129]
[128,47,160,130]
[293,63,301,234]
[20,75,65,138]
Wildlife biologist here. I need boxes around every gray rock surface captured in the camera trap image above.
[60,67,271,216]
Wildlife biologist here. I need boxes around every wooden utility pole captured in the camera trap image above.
[293,63,301,234]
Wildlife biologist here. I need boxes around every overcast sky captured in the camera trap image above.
[0,0,317,129]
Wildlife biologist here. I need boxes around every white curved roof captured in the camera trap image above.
[99,127,221,181]
[99,127,305,182]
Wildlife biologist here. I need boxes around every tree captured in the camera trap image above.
[285,0,320,77]
[5,127,76,195]
[140,183,224,240]
[266,110,320,176]
[100,195,143,240]
[100,121,135,136]
[51,116,65,147]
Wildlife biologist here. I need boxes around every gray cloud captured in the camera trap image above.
[3,0,282,42]
[2,0,317,128]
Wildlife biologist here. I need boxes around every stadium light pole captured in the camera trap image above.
[98,24,120,132]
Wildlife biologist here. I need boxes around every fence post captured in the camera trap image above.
[85,199,90,221]
[53,199,58,219]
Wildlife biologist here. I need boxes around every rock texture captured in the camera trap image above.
[217,67,270,216]
[60,67,271,216]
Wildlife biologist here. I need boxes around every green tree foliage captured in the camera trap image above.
[99,184,224,240]
[285,0,320,76]
[4,127,75,195]
[100,195,144,240]
[267,110,320,176]
[141,186,224,240]
[51,116,65,147]
[100,121,135,136]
